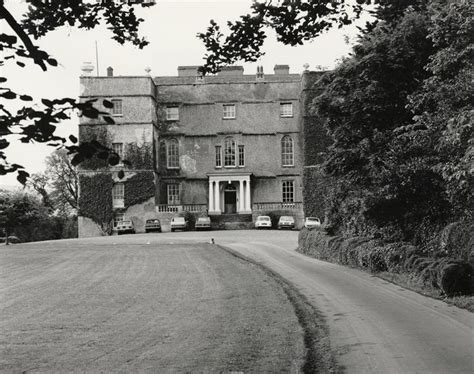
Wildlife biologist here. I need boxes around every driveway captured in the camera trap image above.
[149,230,473,373]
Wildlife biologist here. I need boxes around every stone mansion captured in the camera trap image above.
[78,64,324,236]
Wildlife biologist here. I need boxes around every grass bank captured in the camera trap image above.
[220,244,342,374]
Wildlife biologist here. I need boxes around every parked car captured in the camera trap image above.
[116,220,135,235]
[278,216,295,230]
[195,216,211,231]
[304,217,321,229]
[170,216,188,232]
[145,218,161,233]
[255,215,272,229]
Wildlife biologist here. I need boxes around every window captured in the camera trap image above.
[112,183,124,208]
[113,212,124,227]
[282,180,295,203]
[224,137,236,167]
[280,103,293,117]
[112,142,123,159]
[165,106,179,121]
[238,145,245,167]
[281,136,294,167]
[215,145,222,168]
[112,99,123,116]
[167,139,179,168]
[223,104,236,119]
[167,184,180,205]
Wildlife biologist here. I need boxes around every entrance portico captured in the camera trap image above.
[208,173,252,215]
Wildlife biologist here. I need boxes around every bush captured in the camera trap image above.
[180,211,196,230]
[439,221,474,262]
[439,262,474,297]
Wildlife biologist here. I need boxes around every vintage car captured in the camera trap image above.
[116,219,135,235]
[255,215,272,229]
[170,216,188,232]
[195,217,211,230]
[304,217,321,229]
[278,216,295,230]
[145,218,161,233]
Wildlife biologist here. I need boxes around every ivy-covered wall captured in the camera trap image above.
[78,126,111,170]
[124,142,154,170]
[124,171,155,207]
[78,173,114,234]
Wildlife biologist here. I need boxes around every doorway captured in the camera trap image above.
[224,184,237,214]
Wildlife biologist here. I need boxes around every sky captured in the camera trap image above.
[1,0,366,188]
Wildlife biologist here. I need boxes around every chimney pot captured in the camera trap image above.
[107,66,114,77]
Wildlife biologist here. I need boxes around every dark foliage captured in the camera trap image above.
[125,142,154,170]
[0,189,77,243]
[298,228,474,296]
[124,171,155,208]
[78,173,114,234]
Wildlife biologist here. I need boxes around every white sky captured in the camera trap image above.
[1,0,366,188]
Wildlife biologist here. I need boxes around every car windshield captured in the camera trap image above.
[147,219,159,223]
[307,217,319,222]
[280,216,293,221]
[173,217,185,222]
[197,218,210,222]
[258,216,271,221]
[120,220,131,225]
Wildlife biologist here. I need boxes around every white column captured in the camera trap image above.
[244,178,251,212]
[214,180,221,213]
[239,179,244,213]
[208,181,214,212]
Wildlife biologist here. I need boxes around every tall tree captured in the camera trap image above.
[47,149,78,215]
[198,0,427,73]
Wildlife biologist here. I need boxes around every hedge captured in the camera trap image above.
[298,228,474,297]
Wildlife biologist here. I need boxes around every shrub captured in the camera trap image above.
[439,221,474,261]
[180,211,196,230]
[439,262,474,297]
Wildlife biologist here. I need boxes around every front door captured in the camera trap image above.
[224,186,237,214]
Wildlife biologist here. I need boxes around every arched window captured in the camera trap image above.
[224,137,236,167]
[167,139,179,168]
[281,136,294,166]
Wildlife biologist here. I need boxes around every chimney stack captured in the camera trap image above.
[107,66,114,77]
[274,64,290,75]
[256,65,264,79]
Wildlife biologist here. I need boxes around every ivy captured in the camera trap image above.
[124,171,155,208]
[78,173,114,234]
[78,126,112,170]
[125,142,153,170]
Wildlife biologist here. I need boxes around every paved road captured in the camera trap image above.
[141,230,473,374]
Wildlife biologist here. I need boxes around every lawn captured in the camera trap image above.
[0,237,305,372]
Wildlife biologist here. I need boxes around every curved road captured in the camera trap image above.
[144,230,473,374]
